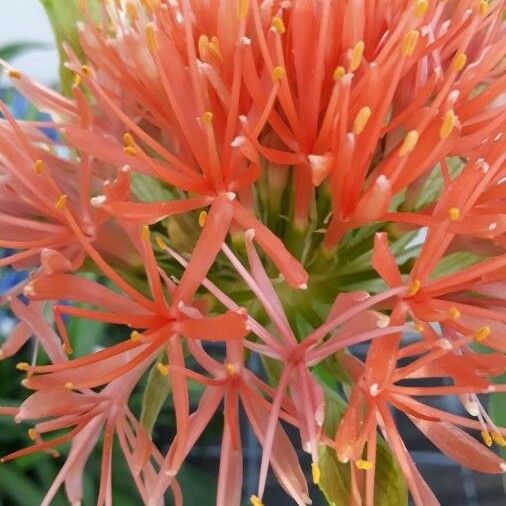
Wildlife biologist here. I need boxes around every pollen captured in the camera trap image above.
[448,307,461,319]
[399,130,419,156]
[350,41,365,72]
[16,362,30,371]
[250,495,264,506]
[311,462,321,485]
[157,363,169,376]
[141,225,150,241]
[415,0,428,17]
[237,0,250,20]
[123,132,134,147]
[225,363,238,376]
[479,0,488,16]
[124,146,137,156]
[272,16,285,34]
[130,330,142,342]
[355,459,373,470]
[201,111,214,125]
[481,430,493,447]
[73,73,82,87]
[8,68,22,79]
[473,326,490,342]
[55,194,68,210]
[28,428,37,441]
[333,66,345,82]
[401,30,420,56]
[448,207,460,221]
[415,323,425,333]
[271,66,284,82]
[81,65,90,76]
[155,236,166,249]
[492,433,506,447]
[407,278,421,297]
[34,159,45,174]
[145,23,158,52]
[353,106,371,134]
[64,381,75,390]
[198,210,208,227]
[452,52,467,72]
[126,0,138,22]
[440,109,457,139]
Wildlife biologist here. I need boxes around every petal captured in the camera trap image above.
[177,311,247,341]
[372,232,402,287]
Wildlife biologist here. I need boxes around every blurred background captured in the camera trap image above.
[0,3,505,505]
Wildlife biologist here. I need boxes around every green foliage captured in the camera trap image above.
[0,42,48,61]
[140,361,171,435]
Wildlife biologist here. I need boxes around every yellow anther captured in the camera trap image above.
[155,236,166,249]
[225,363,238,376]
[333,66,345,82]
[415,323,425,333]
[399,130,419,156]
[237,0,250,20]
[355,459,373,470]
[473,326,490,342]
[64,381,75,390]
[123,132,135,147]
[73,73,82,88]
[130,330,142,342]
[198,210,208,227]
[250,495,264,506]
[401,30,420,56]
[448,307,461,319]
[126,0,138,23]
[7,69,22,79]
[415,0,428,17]
[16,362,30,371]
[272,16,285,34]
[481,430,493,447]
[271,66,284,82]
[34,159,45,174]
[141,225,150,241]
[440,109,457,139]
[408,279,421,297]
[448,207,460,221]
[124,146,137,156]
[201,111,214,125]
[311,462,321,485]
[55,194,68,210]
[353,106,371,134]
[139,0,154,11]
[479,0,488,16]
[81,65,90,76]
[157,363,169,376]
[350,40,365,71]
[492,432,506,447]
[452,52,467,72]
[198,35,210,59]
[28,428,37,441]
[145,23,158,52]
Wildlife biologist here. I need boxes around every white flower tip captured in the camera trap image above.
[230,136,245,148]
[437,338,453,350]
[500,462,506,473]
[244,228,255,240]
[302,494,313,505]
[448,90,460,104]
[225,191,236,201]
[22,285,35,298]
[90,195,107,208]
[239,36,251,46]
[165,468,178,477]
[121,164,131,173]
[376,314,390,328]
[238,115,248,125]
[376,175,389,188]
[369,383,380,397]
[488,222,497,231]
[177,300,185,310]
[298,283,308,290]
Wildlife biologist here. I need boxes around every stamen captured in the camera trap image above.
[448,307,461,319]
[350,41,365,71]
[157,363,169,376]
[27,428,37,441]
[415,0,428,17]
[478,0,488,16]
[271,66,284,82]
[407,279,421,297]
[492,433,506,447]
[250,495,264,506]
[126,0,138,23]
[333,66,345,82]
[353,106,371,134]
[415,323,425,333]
[155,236,166,249]
[73,73,81,87]
[225,363,238,376]
[440,109,457,139]
[448,207,460,221]
[311,462,321,485]
[481,430,493,447]
[130,330,142,342]
[401,30,420,56]
[55,195,68,210]
[355,459,373,470]
[198,210,208,227]
[81,65,90,76]
[399,130,419,156]
[123,132,134,147]
[145,23,158,52]
[452,52,467,72]
[237,0,250,20]
[64,381,75,390]
[272,16,285,34]
[16,362,30,371]
[34,159,45,174]
[473,326,490,342]
[201,111,214,125]
[141,225,150,241]
[7,69,22,79]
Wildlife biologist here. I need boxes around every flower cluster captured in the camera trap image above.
[0,1,505,505]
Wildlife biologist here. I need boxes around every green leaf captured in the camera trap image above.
[140,361,171,435]
[318,445,350,506]
[0,463,48,506]
[374,438,408,506]
[0,41,49,61]
[39,0,101,95]
[430,251,480,280]
[68,315,104,357]
[131,172,175,202]
[489,373,506,496]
